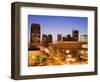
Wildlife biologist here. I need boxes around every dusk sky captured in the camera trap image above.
[28,15,88,43]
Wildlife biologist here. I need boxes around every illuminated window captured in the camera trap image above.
[82,44,87,48]
[80,50,84,54]
[66,50,70,53]
[80,50,87,55]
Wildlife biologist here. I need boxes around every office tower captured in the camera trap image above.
[41,34,48,47]
[41,34,53,47]
[48,34,53,43]
[72,29,79,41]
[57,34,62,42]
[30,23,40,49]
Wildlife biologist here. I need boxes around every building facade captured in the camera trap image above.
[41,34,53,47]
[63,34,75,41]
[41,34,48,47]
[80,35,88,42]
[30,23,40,49]
[57,34,62,42]
[49,41,88,60]
[48,34,53,43]
[72,29,79,41]
[62,29,79,41]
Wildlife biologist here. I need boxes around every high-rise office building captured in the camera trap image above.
[30,23,40,49]
[41,34,53,47]
[48,34,53,43]
[72,29,79,41]
[41,34,48,47]
[57,34,62,42]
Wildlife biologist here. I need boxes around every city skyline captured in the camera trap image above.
[28,15,88,43]
[28,15,88,66]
